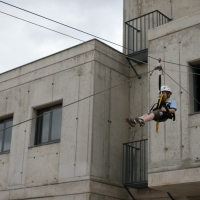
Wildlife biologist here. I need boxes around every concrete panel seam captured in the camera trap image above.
[0,61,93,93]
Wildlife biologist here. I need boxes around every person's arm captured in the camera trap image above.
[161,107,176,113]
[161,100,177,113]
[169,108,176,114]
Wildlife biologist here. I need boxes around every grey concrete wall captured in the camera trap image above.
[148,11,200,173]
[147,11,200,196]
[0,39,130,200]
[122,1,200,197]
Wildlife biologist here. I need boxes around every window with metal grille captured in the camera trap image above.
[192,64,200,112]
[0,117,13,153]
[35,104,62,145]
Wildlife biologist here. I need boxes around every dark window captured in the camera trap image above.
[192,64,200,112]
[35,104,62,145]
[0,117,13,153]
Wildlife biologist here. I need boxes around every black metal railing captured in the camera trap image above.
[122,139,148,189]
[125,10,171,62]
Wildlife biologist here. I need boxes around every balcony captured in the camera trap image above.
[122,139,148,190]
[124,10,171,64]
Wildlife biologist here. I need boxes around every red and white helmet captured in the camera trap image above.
[161,85,172,94]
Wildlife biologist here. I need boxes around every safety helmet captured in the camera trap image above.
[160,85,172,94]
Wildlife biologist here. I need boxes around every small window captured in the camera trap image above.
[35,104,62,145]
[0,117,13,153]
[192,64,200,112]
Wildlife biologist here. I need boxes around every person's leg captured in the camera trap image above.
[135,113,155,126]
[142,113,155,122]
[139,113,149,119]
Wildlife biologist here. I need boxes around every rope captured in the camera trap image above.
[0,1,198,70]
[0,69,154,132]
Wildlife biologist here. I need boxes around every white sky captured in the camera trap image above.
[0,0,123,74]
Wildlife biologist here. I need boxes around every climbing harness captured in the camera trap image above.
[150,59,175,132]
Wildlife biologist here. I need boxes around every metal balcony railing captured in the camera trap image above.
[122,139,148,189]
[125,10,171,63]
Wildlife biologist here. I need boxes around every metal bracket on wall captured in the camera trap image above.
[167,192,175,200]
[126,57,142,79]
[123,185,136,200]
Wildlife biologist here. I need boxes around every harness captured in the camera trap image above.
[150,58,175,132]
[149,99,176,122]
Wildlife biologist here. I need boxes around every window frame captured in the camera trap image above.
[0,117,13,154]
[190,64,200,113]
[35,104,62,146]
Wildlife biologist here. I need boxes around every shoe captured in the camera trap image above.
[135,118,145,127]
[126,118,136,127]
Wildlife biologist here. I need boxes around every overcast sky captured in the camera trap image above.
[0,0,123,74]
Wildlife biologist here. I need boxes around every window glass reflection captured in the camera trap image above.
[51,108,62,141]
[41,112,50,143]
[4,120,12,151]
[0,118,13,153]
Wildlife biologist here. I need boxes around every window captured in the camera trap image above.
[0,117,13,153]
[192,64,200,112]
[35,104,62,145]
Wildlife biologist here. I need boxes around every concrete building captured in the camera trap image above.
[1,0,200,200]
[0,40,130,200]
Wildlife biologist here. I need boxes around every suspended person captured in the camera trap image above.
[126,85,177,127]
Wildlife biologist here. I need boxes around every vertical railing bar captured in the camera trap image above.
[125,24,127,54]
[141,141,143,181]
[125,144,127,182]
[143,141,145,181]
[133,142,135,182]
[131,142,133,183]
[133,27,134,53]
[140,141,142,181]
[144,15,146,49]
[146,139,148,181]
[159,13,161,26]
[140,17,142,51]
[130,22,131,54]
[123,144,126,183]
[157,11,158,26]
[152,12,154,28]
[144,141,146,181]
[128,22,130,54]
[136,19,138,52]
[129,145,131,183]
[132,142,135,182]
[122,144,124,183]
[150,13,152,29]
[135,142,137,182]
[162,15,163,25]
[125,144,129,183]
[132,20,134,53]
[160,13,161,25]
